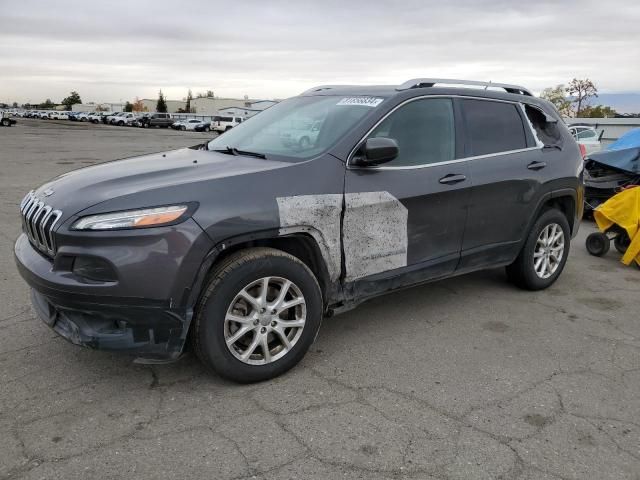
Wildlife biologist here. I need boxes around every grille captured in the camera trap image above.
[19,191,62,256]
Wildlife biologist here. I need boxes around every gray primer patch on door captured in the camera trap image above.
[343,191,408,281]
[277,194,343,281]
[277,192,408,283]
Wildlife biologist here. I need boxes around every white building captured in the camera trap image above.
[191,97,277,116]
[71,102,125,112]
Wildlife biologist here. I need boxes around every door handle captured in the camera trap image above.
[439,173,467,185]
[527,161,547,171]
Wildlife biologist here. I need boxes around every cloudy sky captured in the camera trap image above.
[1,0,639,104]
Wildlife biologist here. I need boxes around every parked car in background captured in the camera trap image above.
[1,111,17,126]
[112,112,138,126]
[139,113,174,128]
[281,120,323,148]
[194,121,212,132]
[15,78,583,382]
[212,115,243,133]
[87,113,103,123]
[50,112,69,120]
[107,112,126,124]
[583,128,640,214]
[568,125,602,155]
[176,118,207,131]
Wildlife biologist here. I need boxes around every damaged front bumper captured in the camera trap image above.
[28,289,189,360]
[14,231,203,361]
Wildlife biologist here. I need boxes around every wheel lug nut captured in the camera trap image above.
[253,319,259,326]
[271,310,277,315]
[260,308,266,313]
[260,327,266,333]
[271,321,277,327]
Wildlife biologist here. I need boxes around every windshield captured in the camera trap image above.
[207,95,385,161]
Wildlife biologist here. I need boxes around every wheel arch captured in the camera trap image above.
[184,230,337,316]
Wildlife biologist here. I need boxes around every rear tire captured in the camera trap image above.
[506,209,570,290]
[586,232,610,256]
[191,248,323,383]
[1,119,10,126]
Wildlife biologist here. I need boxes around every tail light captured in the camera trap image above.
[578,143,587,158]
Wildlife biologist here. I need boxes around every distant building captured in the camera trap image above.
[71,102,125,112]
[191,97,277,116]
[217,106,262,118]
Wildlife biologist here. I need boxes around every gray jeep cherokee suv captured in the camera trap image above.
[15,78,584,382]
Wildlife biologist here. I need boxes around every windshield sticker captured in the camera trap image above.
[336,97,384,107]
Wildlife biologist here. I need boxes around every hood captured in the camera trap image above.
[585,147,640,176]
[32,147,290,220]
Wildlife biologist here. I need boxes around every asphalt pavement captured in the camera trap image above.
[1,118,639,479]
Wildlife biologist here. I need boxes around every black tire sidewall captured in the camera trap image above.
[196,253,322,382]
[586,232,610,256]
[518,209,571,290]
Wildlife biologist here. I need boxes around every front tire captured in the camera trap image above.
[506,209,570,290]
[191,248,323,383]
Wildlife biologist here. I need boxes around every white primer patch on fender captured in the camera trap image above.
[343,192,408,281]
[277,194,343,281]
[276,191,408,283]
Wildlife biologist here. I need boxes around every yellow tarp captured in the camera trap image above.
[594,187,640,266]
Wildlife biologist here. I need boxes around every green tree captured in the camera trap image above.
[185,89,193,113]
[61,91,82,110]
[12,102,18,108]
[39,98,55,109]
[124,101,133,112]
[580,104,617,118]
[540,85,572,117]
[156,90,167,113]
[566,78,598,117]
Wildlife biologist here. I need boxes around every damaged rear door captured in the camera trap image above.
[342,97,471,295]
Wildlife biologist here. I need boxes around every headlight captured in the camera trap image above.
[72,205,189,231]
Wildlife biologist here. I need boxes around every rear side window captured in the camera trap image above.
[368,98,455,167]
[462,99,527,156]
[524,105,563,147]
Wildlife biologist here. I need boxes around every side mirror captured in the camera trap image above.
[352,137,399,167]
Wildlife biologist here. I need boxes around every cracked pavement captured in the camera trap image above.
[1,119,639,479]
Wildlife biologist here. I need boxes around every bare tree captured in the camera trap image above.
[566,78,598,117]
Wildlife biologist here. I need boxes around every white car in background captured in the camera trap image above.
[174,118,207,131]
[106,112,125,124]
[87,113,103,123]
[212,115,243,133]
[50,112,69,120]
[112,112,138,126]
[568,125,602,155]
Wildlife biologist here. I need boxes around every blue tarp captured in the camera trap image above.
[607,128,640,151]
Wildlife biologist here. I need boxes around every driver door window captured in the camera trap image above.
[369,98,455,166]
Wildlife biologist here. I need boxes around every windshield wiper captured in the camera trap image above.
[212,146,237,156]
[212,146,267,159]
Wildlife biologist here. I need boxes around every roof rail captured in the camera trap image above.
[300,85,345,95]
[396,78,533,96]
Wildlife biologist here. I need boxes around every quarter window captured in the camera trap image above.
[368,98,455,166]
[462,99,527,156]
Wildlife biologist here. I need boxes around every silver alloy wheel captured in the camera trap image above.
[224,276,306,365]
[533,223,565,279]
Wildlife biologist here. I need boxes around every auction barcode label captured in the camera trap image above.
[336,97,384,107]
